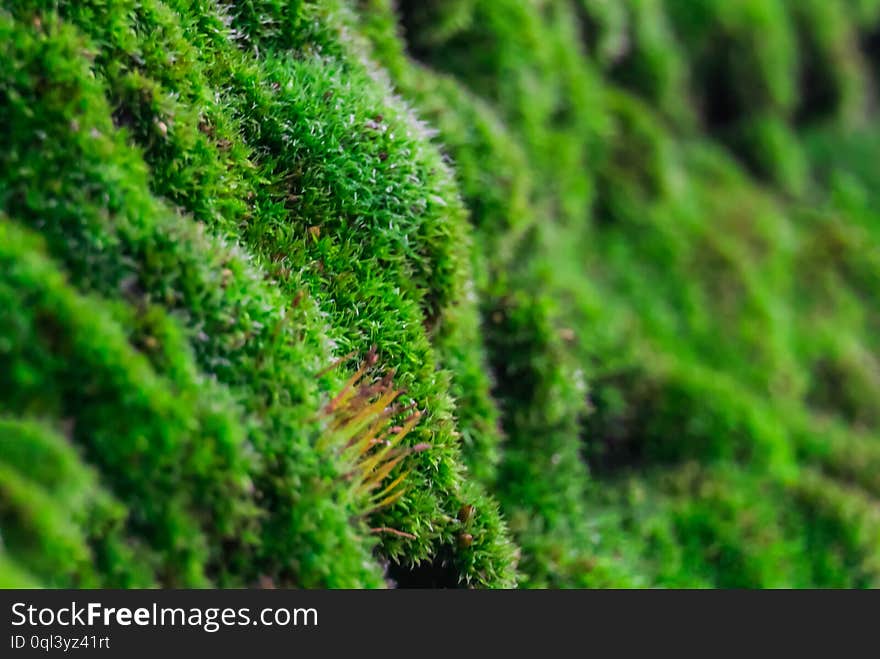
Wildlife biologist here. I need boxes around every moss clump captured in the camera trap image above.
[2,0,880,588]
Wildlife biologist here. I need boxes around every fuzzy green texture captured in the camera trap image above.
[1,0,879,588]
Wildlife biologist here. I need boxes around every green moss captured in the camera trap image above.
[2,0,880,589]
[0,10,385,587]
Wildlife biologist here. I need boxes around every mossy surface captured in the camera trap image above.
[1,0,879,588]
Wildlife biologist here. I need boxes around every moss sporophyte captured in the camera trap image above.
[316,348,428,538]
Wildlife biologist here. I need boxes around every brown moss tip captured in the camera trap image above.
[317,350,428,521]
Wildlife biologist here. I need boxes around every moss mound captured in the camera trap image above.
[1,0,878,588]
